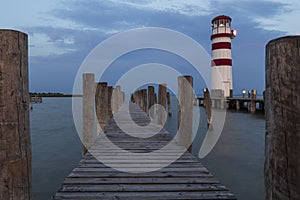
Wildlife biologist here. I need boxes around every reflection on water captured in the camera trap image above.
[165,96,265,200]
[30,98,82,200]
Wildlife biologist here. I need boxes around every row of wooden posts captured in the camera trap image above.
[1,30,299,200]
[82,75,195,154]
[82,74,125,155]
[130,85,172,122]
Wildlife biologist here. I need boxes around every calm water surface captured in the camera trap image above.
[31,97,265,200]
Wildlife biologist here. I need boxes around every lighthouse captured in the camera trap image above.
[210,15,236,98]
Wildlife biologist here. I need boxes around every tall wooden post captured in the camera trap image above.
[204,88,212,127]
[141,89,147,112]
[0,30,32,200]
[116,85,122,110]
[82,73,95,155]
[121,91,125,105]
[111,87,118,114]
[95,82,108,132]
[167,92,172,116]
[136,90,141,108]
[236,100,240,111]
[178,76,193,152]
[148,86,155,118]
[107,86,113,120]
[265,36,300,200]
[250,89,257,114]
[158,84,167,125]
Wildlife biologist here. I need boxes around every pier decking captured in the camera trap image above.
[53,103,236,200]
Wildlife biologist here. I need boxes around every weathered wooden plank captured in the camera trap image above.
[63,177,218,184]
[53,191,236,200]
[76,163,204,168]
[72,167,209,173]
[60,184,227,192]
[67,171,213,178]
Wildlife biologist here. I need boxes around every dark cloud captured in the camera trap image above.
[27,0,289,94]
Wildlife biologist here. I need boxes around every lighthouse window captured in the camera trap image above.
[219,19,224,26]
[214,21,218,28]
[226,19,230,27]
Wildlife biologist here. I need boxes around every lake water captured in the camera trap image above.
[30,97,265,200]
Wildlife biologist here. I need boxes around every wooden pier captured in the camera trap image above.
[53,102,236,200]
[197,96,264,114]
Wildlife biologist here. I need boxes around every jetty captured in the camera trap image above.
[51,74,237,199]
[53,103,236,199]
[197,89,265,114]
[30,96,42,103]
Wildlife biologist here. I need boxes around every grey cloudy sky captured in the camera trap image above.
[1,0,299,94]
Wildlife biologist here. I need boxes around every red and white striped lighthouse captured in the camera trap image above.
[210,15,236,97]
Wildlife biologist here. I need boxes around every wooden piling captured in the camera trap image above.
[148,86,155,118]
[138,90,141,108]
[141,89,147,112]
[167,92,172,116]
[236,100,241,111]
[178,76,193,152]
[121,91,125,105]
[107,86,113,120]
[116,85,121,111]
[95,82,108,132]
[158,84,167,125]
[0,30,31,200]
[82,73,95,155]
[203,88,212,127]
[112,87,119,114]
[250,89,257,114]
[265,36,300,200]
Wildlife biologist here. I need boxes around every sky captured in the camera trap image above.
[1,0,300,94]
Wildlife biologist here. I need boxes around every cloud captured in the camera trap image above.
[253,1,300,34]
[106,0,213,16]
[6,0,297,93]
[17,0,298,58]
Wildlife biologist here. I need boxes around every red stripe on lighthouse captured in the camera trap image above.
[211,59,232,66]
[212,42,231,50]
[211,33,233,40]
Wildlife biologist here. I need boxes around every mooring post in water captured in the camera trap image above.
[178,76,193,152]
[82,73,95,156]
[167,92,172,116]
[236,100,241,111]
[0,30,31,200]
[95,82,108,133]
[148,86,155,118]
[265,36,300,200]
[203,88,212,127]
[250,89,257,114]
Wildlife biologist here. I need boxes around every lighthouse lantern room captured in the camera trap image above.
[210,15,236,98]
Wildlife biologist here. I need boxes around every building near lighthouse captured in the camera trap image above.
[210,15,236,98]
